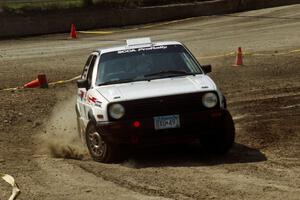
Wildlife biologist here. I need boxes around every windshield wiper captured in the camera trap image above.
[98,78,135,86]
[144,70,194,78]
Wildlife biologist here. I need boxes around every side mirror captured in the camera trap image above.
[201,64,212,74]
[77,79,88,88]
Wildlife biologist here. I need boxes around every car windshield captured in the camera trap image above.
[96,44,202,86]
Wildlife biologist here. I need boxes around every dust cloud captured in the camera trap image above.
[36,97,88,160]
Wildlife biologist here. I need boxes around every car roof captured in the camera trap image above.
[96,39,183,54]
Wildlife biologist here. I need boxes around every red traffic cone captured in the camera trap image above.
[70,24,77,39]
[24,74,48,88]
[38,74,48,88]
[24,78,40,88]
[234,47,243,66]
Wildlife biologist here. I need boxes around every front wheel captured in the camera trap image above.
[86,122,122,163]
[201,111,235,154]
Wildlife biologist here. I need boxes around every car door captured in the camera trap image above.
[77,53,98,124]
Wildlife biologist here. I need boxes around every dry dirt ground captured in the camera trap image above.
[0,4,300,200]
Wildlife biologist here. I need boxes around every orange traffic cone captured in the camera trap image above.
[24,74,48,88]
[234,47,243,66]
[70,24,77,39]
[24,78,40,88]
[38,74,48,88]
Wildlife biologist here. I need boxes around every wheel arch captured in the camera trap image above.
[88,109,97,124]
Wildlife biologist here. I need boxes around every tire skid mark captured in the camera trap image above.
[228,92,300,105]
[78,164,178,200]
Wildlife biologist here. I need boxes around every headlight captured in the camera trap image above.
[202,92,218,108]
[109,103,125,119]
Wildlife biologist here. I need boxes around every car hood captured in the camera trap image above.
[95,75,217,102]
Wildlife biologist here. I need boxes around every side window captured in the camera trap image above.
[81,55,93,79]
[87,56,97,88]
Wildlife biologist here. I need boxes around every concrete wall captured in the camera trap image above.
[0,0,299,38]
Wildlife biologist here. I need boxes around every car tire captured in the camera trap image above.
[201,110,235,154]
[85,122,122,163]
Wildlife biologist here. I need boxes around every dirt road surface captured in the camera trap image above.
[0,4,300,200]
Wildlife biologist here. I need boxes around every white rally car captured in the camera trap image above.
[76,38,235,163]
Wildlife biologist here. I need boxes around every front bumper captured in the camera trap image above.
[96,109,228,145]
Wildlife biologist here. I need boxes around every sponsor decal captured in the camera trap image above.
[137,45,167,52]
[79,90,85,101]
[88,95,97,103]
[118,49,137,54]
[118,46,168,54]
[95,101,102,108]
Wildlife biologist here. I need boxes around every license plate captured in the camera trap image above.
[154,115,180,130]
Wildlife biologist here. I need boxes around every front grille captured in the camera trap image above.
[108,91,219,120]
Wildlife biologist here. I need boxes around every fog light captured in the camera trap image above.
[132,121,141,128]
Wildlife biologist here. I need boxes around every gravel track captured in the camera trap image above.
[0,4,299,200]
